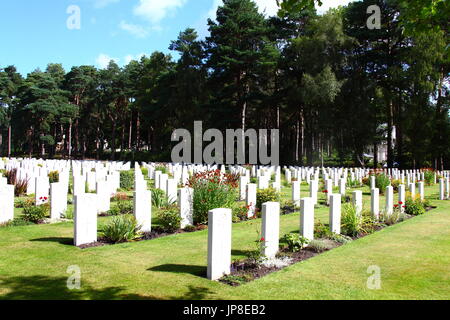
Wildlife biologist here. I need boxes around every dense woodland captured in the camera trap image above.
[0,0,449,169]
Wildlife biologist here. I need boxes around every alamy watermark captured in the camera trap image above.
[67,5,81,30]
[66,265,81,290]
[171,121,279,166]
[367,265,381,290]
[366,5,381,30]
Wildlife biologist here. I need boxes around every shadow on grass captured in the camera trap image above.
[0,275,152,300]
[148,264,206,277]
[30,237,73,246]
[169,285,217,300]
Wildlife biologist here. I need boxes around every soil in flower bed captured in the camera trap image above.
[77,225,207,249]
[219,248,327,287]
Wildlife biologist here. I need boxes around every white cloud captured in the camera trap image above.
[317,0,357,14]
[119,21,149,38]
[133,0,187,24]
[207,0,279,21]
[206,0,357,20]
[96,53,120,69]
[94,0,120,9]
[253,0,279,16]
[124,53,147,64]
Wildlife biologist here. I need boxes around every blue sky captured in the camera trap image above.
[0,0,355,76]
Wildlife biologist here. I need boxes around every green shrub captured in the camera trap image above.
[141,167,148,177]
[3,218,34,227]
[151,188,173,208]
[106,206,121,216]
[380,207,404,225]
[423,171,435,186]
[23,203,49,223]
[62,207,74,220]
[15,198,35,208]
[48,171,59,183]
[155,165,168,174]
[232,203,249,222]
[328,233,353,244]
[256,188,280,211]
[184,225,197,232]
[283,233,309,252]
[157,205,181,233]
[101,215,142,243]
[188,170,238,225]
[120,170,134,190]
[341,204,375,237]
[105,199,133,216]
[405,196,426,216]
[111,192,129,202]
[314,222,333,239]
[375,174,390,194]
[391,179,402,192]
[308,239,335,253]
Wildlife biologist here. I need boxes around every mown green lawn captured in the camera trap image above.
[0,184,448,300]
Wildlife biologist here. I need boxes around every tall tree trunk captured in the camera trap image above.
[68,119,72,159]
[7,126,11,158]
[128,116,132,150]
[387,98,394,168]
[136,112,141,151]
[374,143,378,169]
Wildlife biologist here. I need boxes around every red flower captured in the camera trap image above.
[403,206,406,208]
[394,204,399,208]
[399,201,403,205]
[260,237,265,242]
[44,197,48,201]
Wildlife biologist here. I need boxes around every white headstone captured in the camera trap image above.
[178,187,194,228]
[329,194,341,234]
[207,208,232,281]
[74,194,98,246]
[134,190,152,232]
[261,202,280,258]
[300,197,314,241]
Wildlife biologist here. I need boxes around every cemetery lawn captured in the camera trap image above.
[0,185,449,300]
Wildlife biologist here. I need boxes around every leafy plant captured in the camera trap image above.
[308,239,335,253]
[23,203,50,223]
[283,233,309,252]
[375,174,391,195]
[341,204,376,237]
[246,232,266,265]
[14,178,29,197]
[101,215,142,243]
[15,197,35,208]
[256,188,280,211]
[187,170,238,225]
[62,207,74,220]
[5,168,29,196]
[151,188,173,208]
[48,171,59,183]
[405,195,427,216]
[423,170,435,186]
[328,233,353,244]
[155,165,168,174]
[184,225,197,232]
[314,222,333,239]
[120,170,134,190]
[157,204,181,233]
[391,179,402,192]
[141,167,148,177]
[232,203,250,222]
[111,192,129,202]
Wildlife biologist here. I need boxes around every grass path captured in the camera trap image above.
[0,184,448,300]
